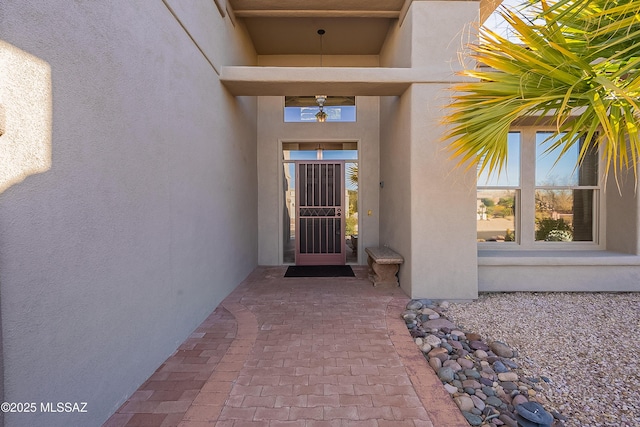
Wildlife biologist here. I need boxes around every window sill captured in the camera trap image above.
[478,250,640,266]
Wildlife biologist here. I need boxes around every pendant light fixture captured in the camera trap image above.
[315,95,327,122]
[315,29,328,123]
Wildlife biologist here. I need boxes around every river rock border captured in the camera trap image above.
[402,299,567,427]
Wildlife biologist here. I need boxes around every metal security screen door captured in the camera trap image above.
[295,161,346,265]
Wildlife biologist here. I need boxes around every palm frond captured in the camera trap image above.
[443,0,640,183]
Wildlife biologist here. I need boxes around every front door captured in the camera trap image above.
[295,161,345,265]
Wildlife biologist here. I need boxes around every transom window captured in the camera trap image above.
[284,96,356,123]
[478,129,602,248]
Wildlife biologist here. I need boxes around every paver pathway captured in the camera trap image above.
[104,266,467,427]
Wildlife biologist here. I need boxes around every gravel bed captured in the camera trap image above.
[445,292,640,427]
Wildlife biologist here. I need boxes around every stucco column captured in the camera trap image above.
[380,1,479,300]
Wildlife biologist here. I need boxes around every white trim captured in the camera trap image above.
[478,250,640,266]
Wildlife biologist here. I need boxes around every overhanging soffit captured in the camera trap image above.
[220,66,434,96]
[227,0,409,55]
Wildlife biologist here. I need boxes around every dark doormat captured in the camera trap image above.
[284,265,355,278]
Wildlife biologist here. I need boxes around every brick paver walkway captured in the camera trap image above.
[103,266,467,427]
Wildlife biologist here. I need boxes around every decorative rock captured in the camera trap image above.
[439,300,450,310]
[400,297,563,427]
[443,383,459,394]
[403,313,417,322]
[467,332,482,341]
[512,394,528,406]
[463,379,482,389]
[475,349,488,359]
[464,369,481,379]
[428,356,442,370]
[480,377,494,387]
[428,347,449,362]
[464,387,476,395]
[410,329,425,338]
[437,366,455,382]
[462,411,483,426]
[501,381,518,391]
[490,341,514,358]
[497,372,519,382]
[485,396,504,408]
[458,358,475,369]
[499,414,518,427]
[451,329,466,339]
[424,334,442,347]
[417,298,433,306]
[422,318,457,330]
[471,395,486,411]
[454,395,475,412]
[502,359,518,369]
[443,360,462,372]
[481,365,496,374]
[470,340,490,351]
[493,360,508,373]
[406,300,423,310]
[449,340,463,351]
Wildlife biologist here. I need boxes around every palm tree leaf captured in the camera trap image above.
[444,0,640,182]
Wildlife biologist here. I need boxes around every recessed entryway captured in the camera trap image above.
[282,141,358,265]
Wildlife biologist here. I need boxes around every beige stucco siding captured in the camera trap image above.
[380,1,479,299]
[0,2,257,426]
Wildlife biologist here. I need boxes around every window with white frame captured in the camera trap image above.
[477,132,520,243]
[478,129,602,248]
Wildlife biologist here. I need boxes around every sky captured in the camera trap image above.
[484,0,533,39]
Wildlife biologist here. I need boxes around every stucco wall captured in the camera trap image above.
[380,5,412,68]
[478,253,640,291]
[0,2,257,426]
[606,170,640,254]
[379,93,414,295]
[409,84,478,300]
[379,4,414,294]
[257,55,379,67]
[380,85,478,300]
[380,1,479,299]
[257,96,380,265]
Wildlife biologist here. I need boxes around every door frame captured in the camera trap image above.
[278,139,361,265]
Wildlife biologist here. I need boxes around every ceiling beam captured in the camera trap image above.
[219,66,469,96]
